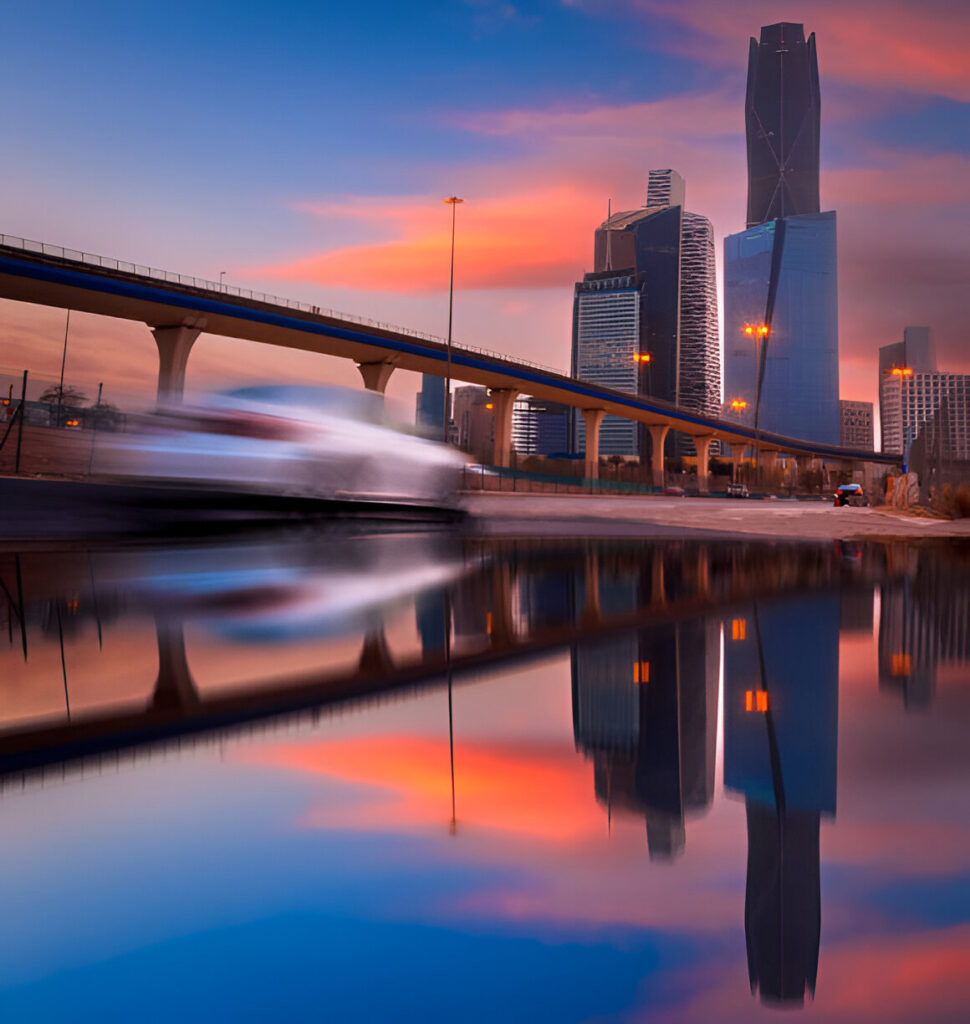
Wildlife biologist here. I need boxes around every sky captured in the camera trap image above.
[2,0,969,424]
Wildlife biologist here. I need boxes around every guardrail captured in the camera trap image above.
[0,233,566,377]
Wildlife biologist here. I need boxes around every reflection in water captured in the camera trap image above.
[724,595,840,1006]
[572,618,718,859]
[0,535,968,1018]
[878,545,970,710]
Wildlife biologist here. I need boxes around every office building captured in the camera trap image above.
[839,400,873,450]
[572,170,720,458]
[724,22,839,447]
[452,385,492,463]
[511,396,570,457]
[723,213,840,444]
[746,23,820,228]
[415,374,446,435]
[880,370,970,463]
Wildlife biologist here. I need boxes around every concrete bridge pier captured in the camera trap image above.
[582,409,605,480]
[695,434,716,493]
[730,445,745,484]
[152,619,199,712]
[648,424,669,488]
[490,389,518,468]
[356,359,396,394]
[152,323,204,402]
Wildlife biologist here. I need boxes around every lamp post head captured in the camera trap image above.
[443,196,464,205]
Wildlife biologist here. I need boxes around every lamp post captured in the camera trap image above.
[219,271,226,290]
[57,309,71,428]
[442,196,464,443]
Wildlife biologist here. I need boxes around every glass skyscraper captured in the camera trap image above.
[746,22,820,228]
[723,212,840,444]
[724,23,839,447]
[572,170,720,457]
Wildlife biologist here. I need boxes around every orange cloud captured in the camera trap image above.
[250,734,603,841]
[255,186,600,293]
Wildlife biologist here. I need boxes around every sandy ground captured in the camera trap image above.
[463,492,970,540]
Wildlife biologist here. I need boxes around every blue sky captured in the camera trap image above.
[2,0,969,416]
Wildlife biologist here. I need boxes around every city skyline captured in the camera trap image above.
[1,1,969,433]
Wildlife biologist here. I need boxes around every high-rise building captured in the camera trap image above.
[451,385,492,463]
[572,170,720,458]
[415,374,446,434]
[880,370,970,463]
[511,396,570,457]
[746,23,820,228]
[878,327,937,454]
[839,400,873,449]
[723,213,840,444]
[724,23,839,447]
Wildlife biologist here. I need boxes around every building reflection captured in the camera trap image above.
[571,591,719,859]
[723,594,839,1006]
[878,548,970,710]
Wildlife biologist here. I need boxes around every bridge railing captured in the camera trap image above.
[0,233,565,377]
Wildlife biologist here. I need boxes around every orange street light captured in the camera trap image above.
[633,352,653,363]
[742,323,769,337]
[890,366,914,377]
[729,399,748,413]
[485,402,494,411]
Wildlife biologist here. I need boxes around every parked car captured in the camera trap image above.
[662,485,686,496]
[727,483,750,498]
[834,483,868,507]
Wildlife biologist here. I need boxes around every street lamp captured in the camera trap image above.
[219,271,226,290]
[443,196,464,443]
[743,323,770,431]
[729,398,748,415]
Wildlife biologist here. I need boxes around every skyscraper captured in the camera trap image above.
[724,23,839,446]
[746,23,820,228]
[878,326,937,454]
[572,170,720,458]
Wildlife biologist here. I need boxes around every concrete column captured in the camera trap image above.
[358,627,394,675]
[581,408,605,480]
[152,620,198,712]
[695,434,715,493]
[581,547,601,626]
[356,360,396,394]
[730,446,745,484]
[490,389,518,468]
[760,449,779,474]
[152,324,202,403]
[648,424,669,488]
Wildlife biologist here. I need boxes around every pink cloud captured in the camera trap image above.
[631,0,970,102]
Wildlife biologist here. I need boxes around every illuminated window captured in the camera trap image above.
[890,653,911,676]
[634,661,650,684]
[745,689,769,712]
[731,618,747,641]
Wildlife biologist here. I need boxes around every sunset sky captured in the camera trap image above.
[2,0,968,425]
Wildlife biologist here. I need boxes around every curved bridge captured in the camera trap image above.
[0,235,898,485]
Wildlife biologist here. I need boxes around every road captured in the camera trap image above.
[464,493,970,540]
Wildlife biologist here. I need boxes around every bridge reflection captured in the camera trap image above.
[0,535,966,779]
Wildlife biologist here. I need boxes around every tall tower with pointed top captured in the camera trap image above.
[745,22,820,228]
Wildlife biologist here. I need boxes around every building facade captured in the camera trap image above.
[839,400,873,450]
[511,396,570,457]
[878,327,937,453]
[723,212,840,445]
[415,373,445,435]
[880,369,970,463]
[724,22,838,448]
[746,23,820,228]
[572,169,720,458]
[451,385,492,463]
